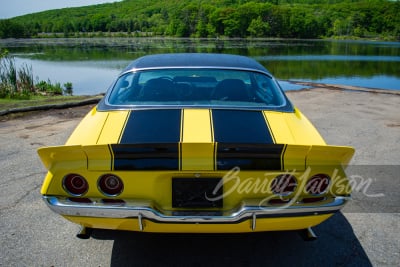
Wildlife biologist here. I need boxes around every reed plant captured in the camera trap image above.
[0,53,17,95]
[0,49,73,99]
[18,63,34,93]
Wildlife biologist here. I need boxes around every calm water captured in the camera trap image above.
[1,38,399,95]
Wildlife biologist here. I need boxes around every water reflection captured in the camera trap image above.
[256,55,400,62]
[2,38,399,95]
[14,58,122,95]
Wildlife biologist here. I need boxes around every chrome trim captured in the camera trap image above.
[43,196,349,224]
[138,213,144,231]
[252,213,256,231]
[119,66,274,78]
[306,227,317,240]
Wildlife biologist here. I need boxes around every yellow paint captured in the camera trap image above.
[307,145,355,167]
[181,109,213,142]
[181,109,215,170]
[281,144,354,171]
[83,145,112,171]
[65,107,109,145]
[264,109,326,145]
[97,111,130,144]
[180,143,215,170]
[37,145,87,171]
[263,111,294,143]
[282,144,310,171]
[40,172,54,195]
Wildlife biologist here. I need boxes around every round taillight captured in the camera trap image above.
[305,174,330,195]
[98,174,123,196]
[63,174,88,196]
[270,174,297,196]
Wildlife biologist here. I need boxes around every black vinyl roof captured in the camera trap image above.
[122,53,271,75]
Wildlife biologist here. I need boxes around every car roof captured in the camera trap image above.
[122,53,271,74]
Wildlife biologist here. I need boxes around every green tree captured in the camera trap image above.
[2,0,399,40]
[0,20,29,38]
[248,16,270,37]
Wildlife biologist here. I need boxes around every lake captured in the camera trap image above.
[1,38,399,95]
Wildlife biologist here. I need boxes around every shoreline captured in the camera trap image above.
[286,81,400,95]
[1,36,399,42]
[0,95,103,117]
[1,82,399,118]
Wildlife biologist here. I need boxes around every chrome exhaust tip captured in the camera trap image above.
[299,227,317,241]
[76,227,93,239]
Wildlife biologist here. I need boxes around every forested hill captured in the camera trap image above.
[1,0,399,40]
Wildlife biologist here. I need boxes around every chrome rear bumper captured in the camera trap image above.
[43,196,349,229]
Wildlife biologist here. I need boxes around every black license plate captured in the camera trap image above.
[172,178,223,208]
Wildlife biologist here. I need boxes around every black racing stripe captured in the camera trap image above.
[212,110,274,144]
[216,144,284,170]
[120,109,181,144]
[111,144,179,170]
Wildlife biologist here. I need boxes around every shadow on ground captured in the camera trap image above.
[92,212,371,267]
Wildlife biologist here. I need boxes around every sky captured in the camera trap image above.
[0,0,122,19]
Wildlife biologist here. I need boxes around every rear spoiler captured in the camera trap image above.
[283,144,355,170]
[37,145,112,171]
[37,143,354,172]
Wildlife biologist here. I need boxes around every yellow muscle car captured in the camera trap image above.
[38,53,354,240]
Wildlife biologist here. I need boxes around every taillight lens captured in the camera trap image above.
[305,174,330,195]
[98,174,124,196]
[270,174,297,196]
[63,174,88,196]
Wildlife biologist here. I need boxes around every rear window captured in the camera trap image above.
[107,69,286,108]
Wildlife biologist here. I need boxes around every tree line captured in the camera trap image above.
[1,0,399,40]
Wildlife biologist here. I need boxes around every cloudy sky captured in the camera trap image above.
[0,0,122,19]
